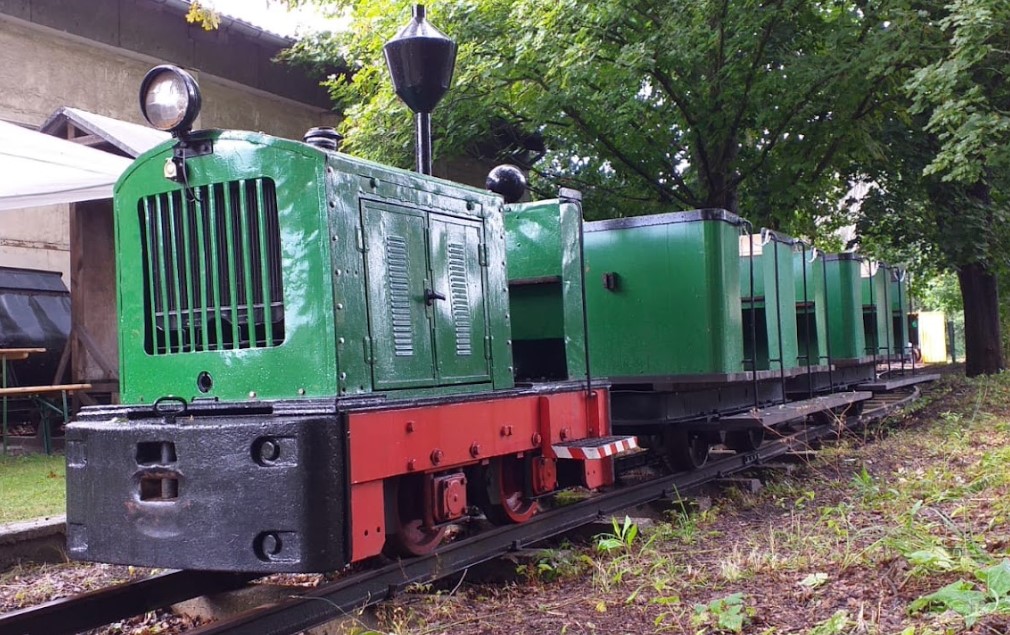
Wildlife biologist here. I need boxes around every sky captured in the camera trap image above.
[202,0,346,37]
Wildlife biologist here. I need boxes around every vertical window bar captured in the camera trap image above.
[207,184,225,349]
[154,195,173,354]
[255,179,274,347]
[194,185,211,351]
[265,181,283,345]
[141,199,160,355]
[238,181,257,348]
[179,193,198,351]
[222,184,241,349]
[166,192,186,353]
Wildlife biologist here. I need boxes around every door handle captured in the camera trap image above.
[424,288,446,305]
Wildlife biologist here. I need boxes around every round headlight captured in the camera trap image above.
[139,65,202,135]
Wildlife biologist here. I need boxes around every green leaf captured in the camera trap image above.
[909,580,987,617]
[979,559,1010,598]
[809,611,850,635]
[906,546,956,571]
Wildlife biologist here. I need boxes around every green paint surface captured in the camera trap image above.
[504,198,587,379]
[583,211,745,379]
[862,264,894,357]
[740,235,800,371]
[823,254,866,360]
[114,130,513,403]
[793,250,829,366]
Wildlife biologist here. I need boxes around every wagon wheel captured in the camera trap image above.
[386,476,447,557]
[725,427,765,453]
[664,428,710,471]
[472,456,539,525]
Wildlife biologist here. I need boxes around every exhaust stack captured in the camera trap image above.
[383,4,457,175]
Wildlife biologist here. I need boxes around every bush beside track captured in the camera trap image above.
[364,368,1010,635]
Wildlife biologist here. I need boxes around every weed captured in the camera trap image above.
[515,548,590,583]
[595,515,639,553]
[850,465,879,499]
[691,592,753,634]
[808,610,849,635]
[909,558,1010,626]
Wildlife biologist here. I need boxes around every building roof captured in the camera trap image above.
[41,107,169,158]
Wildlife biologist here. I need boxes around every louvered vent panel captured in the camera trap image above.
[386,235,414,356]
[446,242,472,356]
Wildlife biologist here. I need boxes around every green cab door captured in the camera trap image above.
[361,201,436,389]
[429,214,491,384]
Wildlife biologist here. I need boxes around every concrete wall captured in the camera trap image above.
[0,12,338,286]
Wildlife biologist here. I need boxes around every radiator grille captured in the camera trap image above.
[137,178,284,355]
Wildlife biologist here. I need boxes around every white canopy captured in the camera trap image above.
[0,119,134,211]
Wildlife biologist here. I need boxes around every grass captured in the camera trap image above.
[0,453,66,524]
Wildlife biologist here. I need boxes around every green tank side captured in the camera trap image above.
[890,267,910,355]
[114,130,512,404]
[583,210,745,380]
[504,197,587,381]
[739,233,800,371]
[793,250,828,367]
[861,262,893,357]
[823,254,866,361]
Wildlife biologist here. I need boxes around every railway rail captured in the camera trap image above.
[0,384,922,635]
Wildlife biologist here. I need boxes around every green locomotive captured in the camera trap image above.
[66,7,630,573]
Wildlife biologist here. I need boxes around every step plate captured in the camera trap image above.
[857,373,941,392]
[552,435,639,460]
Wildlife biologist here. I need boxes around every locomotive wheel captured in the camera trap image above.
[386,477,447,557]
[474,456,539,525]
[665,429,710,471]
[725,428,765,453]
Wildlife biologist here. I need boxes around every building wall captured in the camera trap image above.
[0,13,338,285]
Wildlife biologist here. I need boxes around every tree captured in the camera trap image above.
[898,0,1010,375]
[282,0,901,230]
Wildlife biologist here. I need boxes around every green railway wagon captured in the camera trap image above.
[822,253,867,363]
[792,247,829,371]
[503,193,587,381]
[861,261,895,360]
[582,210,746,380]
[890,267,910,357]
[739,231,800,374]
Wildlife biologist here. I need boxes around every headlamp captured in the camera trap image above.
[139,65,202,136]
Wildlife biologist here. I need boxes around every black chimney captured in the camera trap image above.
[383,4,457,175]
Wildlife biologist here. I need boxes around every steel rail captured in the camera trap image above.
[0,570,256,635]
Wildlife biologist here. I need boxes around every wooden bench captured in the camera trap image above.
[1,383,92,454]
[0,383,93,398]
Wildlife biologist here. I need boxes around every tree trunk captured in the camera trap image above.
[957,262,1004,376]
